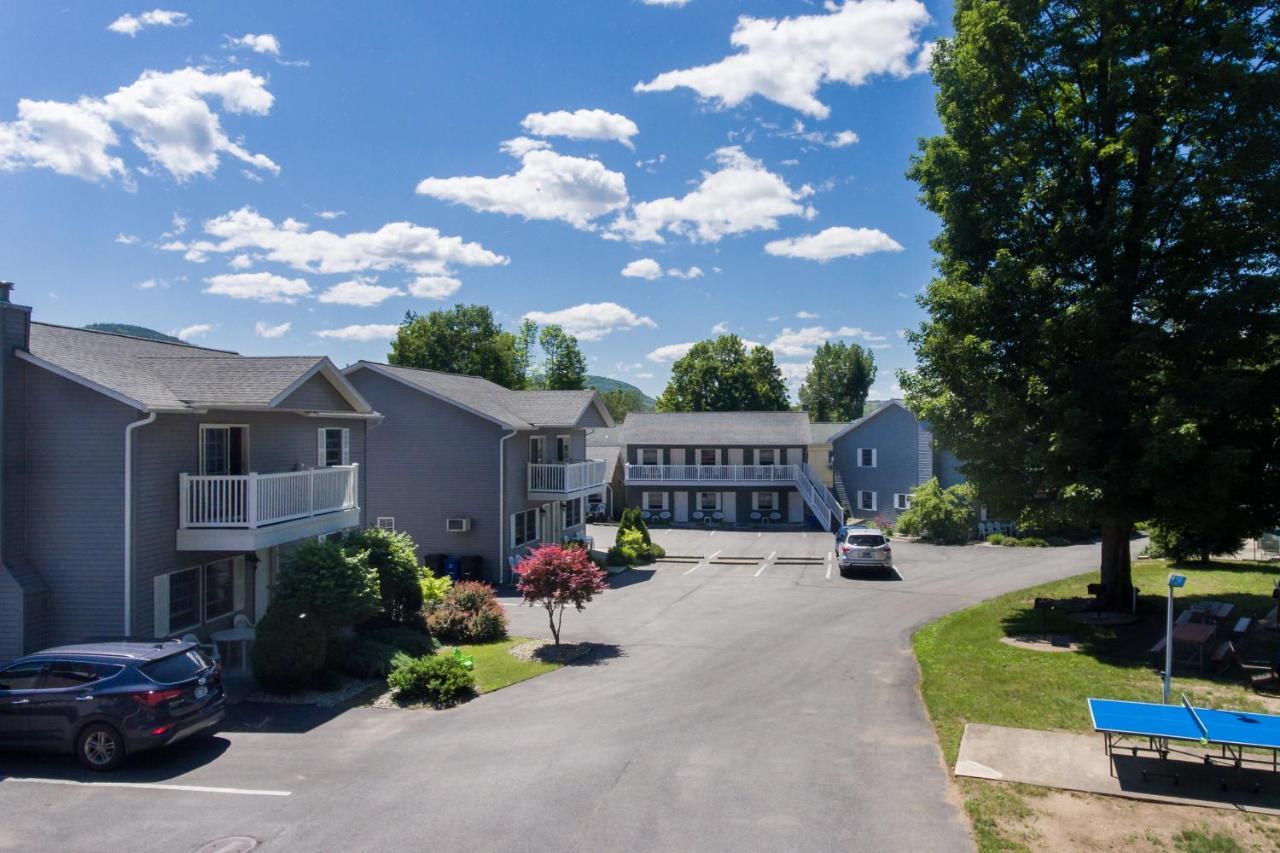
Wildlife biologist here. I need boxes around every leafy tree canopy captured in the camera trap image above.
[656,334,790,412]
[538,324,587,391]
[798,341,877,422]
[390,305,523,388]
[904,0,1280,606]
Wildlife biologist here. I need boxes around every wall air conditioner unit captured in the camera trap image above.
[446,517,471,533]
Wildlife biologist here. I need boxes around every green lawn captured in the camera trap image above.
[914,558,1280,765]
[450,637,561,694]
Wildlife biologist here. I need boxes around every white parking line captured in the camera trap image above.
[709,530,717,537]
[825,552,833,580]
[1,778,291,797]
[684,549,722,575]
[754,551,778,577]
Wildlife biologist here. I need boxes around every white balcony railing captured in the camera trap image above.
[180,465,359,529]
[528,459,607,495]
[626,464,801,483]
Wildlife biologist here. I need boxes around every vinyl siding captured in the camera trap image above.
[831,404,922,520]
[505,426,591,571]
[130,410,367,638]
[277,371,355,412]
[348,368,505,580]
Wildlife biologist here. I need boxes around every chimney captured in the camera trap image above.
[0,282,13,304]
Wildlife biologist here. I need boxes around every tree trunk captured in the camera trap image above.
[1099,518,1134,610]
[546,604,560,645]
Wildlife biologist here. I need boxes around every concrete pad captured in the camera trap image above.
[957,723,1280,815]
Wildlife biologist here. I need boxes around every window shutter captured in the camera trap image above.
[317,429,326,466]
[341,428,350,465]
[233,558,247,612]
[153,574,170,638]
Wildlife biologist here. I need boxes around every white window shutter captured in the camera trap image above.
[341,428,350,465]
[872,448,878,468]
[317,428,326,466]
[153,574,170,638]
[233,558,246,612]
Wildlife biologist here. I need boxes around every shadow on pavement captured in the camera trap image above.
[534,642,625,667]
[218,700,357,735]
[607,568,655,589]
[0,734,230,783]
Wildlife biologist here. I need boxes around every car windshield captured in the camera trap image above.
[142,649,212,684]
[846,534,886,548]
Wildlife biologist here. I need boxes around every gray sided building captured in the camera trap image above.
[0,290,377,661]
[344,362,612,585]
[618,412,843,530]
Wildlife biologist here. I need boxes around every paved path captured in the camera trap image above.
[0,535,1113,852]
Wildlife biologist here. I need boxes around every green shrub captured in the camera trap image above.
[608,521,663,566]
[617,507,653,546]
[1016,536,1049,548]
[1044,536,1071,547]
[360,624,438,657]
[426,581,508,643]
[345,527,423,624]
[420,572,452,609]
[272,540,380,630]
[251,602,328,693]
[986,533,1006,545]
[1149,524,1245,563]
[895,479,977,544]
[386,653,474,705]
[332,636,399,679]
[1001,536,1020,547]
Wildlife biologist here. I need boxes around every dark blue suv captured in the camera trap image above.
[0,641,225,770]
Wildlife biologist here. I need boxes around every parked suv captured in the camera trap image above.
[837,528,893,574]
[0,641,224,770]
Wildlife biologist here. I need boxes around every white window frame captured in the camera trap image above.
[563,496,583,528]
[697,491,721,511]
[642,491,668,512]
[555,434,571,463]
[859,490,878,512]
[166,566,203,635]
[894,493,911,510]
[529,435,546,464]
[753,491,778,511]
[317,427,350,467]
[511,508,540,548]
[639,448,660,466]
[696,448,720,466]
[199,424,249,476]
[858,447,877,468]
[376,516,396,530]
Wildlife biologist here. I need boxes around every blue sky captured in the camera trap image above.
[0,0,949,400]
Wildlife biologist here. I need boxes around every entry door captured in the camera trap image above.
[200,425,249,475]
[674,492,689,523]
[543,502,563,542]
[721,492,737,523]
[669,448,686,466]
[788,491,804,523]
[785,448,802,466]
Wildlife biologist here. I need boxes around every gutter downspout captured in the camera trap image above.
[124,411,156,637]
[498,429,518,585]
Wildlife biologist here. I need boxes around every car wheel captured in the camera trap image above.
[76,723,126,771]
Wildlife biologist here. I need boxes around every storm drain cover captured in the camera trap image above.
[195,837,258,853]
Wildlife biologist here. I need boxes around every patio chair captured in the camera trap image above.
[749,511,762,521]
[769,511,782,521]
[659,511,672,521]
[692,511,704,521]
[712,511,724,522]
[181,633,220,662]
[641,510,652,521]
[233,613,254,629]
[451,647,475,670]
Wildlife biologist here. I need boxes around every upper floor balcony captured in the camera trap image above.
[528,459,607,501]
[625,463,803,486]
[176,465,360,551]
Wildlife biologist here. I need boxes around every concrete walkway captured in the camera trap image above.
[957,723,1280,815]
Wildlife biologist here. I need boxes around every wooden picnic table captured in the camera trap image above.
[1171,622,1218,670]
[1189,601,1236,626]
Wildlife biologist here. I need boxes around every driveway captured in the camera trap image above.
[0,533,1110,852]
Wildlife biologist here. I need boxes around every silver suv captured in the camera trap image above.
[837,528,893,574]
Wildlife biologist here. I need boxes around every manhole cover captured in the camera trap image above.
[195,837,258,853]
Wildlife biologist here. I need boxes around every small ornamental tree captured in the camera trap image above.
[514,544,608,646]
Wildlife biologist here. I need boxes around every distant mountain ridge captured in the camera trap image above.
[85,323,183,343]
[584,375,656,410]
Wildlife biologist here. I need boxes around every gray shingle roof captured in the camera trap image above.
[26,323,361,412]
[586,427,627,447]
[351,362,610,429]
[622,411,813,446]
[808,422,853,445]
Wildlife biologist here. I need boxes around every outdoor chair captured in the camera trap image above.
[233,613,254,629]
[769,511,782,521]
[659,511,672,521]
[692,511,704,521]
[749,511,762,521]
[641,511,652,521]
[712,511,724,522]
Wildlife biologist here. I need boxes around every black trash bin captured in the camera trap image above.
[459,555,482,581]
[424,553,446,575]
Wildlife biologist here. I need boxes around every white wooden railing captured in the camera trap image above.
[180,465,359,529]
[528,459,607,494]
[625,463,842,530]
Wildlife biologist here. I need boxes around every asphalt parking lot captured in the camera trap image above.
[0,530,1116,853]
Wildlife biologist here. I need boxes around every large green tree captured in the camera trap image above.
[657,335,790,412]
[905,1,1280,607]
[389,305,523,388]
[598,387,650,422]
[798,341,877,422]
[537,325,587,390]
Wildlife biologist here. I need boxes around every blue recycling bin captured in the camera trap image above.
[444,557,460,580]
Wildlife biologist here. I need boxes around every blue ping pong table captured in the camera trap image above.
[1089,696,1280,787]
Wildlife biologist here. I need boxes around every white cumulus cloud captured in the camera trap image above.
[316,277,404,307]
[642,0,691,5]
[635,0,932,119]
[667,266,703,279]
[108,9,190,36]
[836,326,888,342]
[204,272,311,304]
[612,146,812,243]
[0,67,277,185]
[407,275,462,300]
[254,320,291,339]
[314,323,400,342]
[115,233,139,245]
[764,226,903,261]
[523,302,656,342]
[416,142,629,230]
[315,209,346,220]
[647,341,696,363]
[227,33,281,56]
[521,108,639,149]
[621,258,663,280]
[162,207,506,278]
[175,323,213,339]
[769,326,832,357]
[796,310,820,319]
